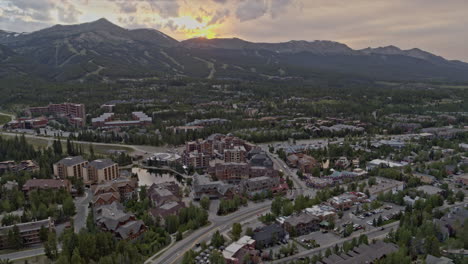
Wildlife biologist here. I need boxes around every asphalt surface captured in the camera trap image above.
[74,189,93,233]
[146,201,272,264]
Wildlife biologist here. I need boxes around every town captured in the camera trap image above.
[0,91,467,264]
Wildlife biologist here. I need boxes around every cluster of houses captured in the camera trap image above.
[0,160,39,174]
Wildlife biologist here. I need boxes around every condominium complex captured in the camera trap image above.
[53,156,88,179]
[54,156,120,185]
[0,218,55,249]
[29,103,86,127]
[82,159,120,184]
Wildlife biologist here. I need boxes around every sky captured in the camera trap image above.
[1,0,467,61]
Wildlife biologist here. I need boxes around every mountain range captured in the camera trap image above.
[1,18,467,82]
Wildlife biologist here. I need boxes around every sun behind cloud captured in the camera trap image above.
[171,15,219,39]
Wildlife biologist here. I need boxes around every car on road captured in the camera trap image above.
[367,220,373,226]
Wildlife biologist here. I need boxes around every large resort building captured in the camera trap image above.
[54,156,119,185]
[29,103,86,127]
[53,156,88,179]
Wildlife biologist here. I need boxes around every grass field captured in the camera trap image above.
[12,255,51,264]
[0,133,135,155]
[0,114,12,125]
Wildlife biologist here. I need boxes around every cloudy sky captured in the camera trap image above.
[1,0,467,61]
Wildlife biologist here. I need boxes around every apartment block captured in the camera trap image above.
[53,156,88,179]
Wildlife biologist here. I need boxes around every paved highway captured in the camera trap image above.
[146,201,273,264]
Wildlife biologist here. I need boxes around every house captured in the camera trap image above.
[0,160,39,174]
[192,173,235,200]
[147,182,181,207]
[434,206,467,240]
[149,201,185,223]
[93,177,137,202]
[335,157,350,169]
[22,179,71,195]
[412,172,436,184]
[82,159,119,184]
[283,213,320,236]
[93,192,121,206]
[53,156,88,179]
[222,236,256,264]
[454,174,468,186]
[94,202,146,240]
[252,224,286,249]
[287,154,319,173]
[368,177,405,195]
[0,217,55,249]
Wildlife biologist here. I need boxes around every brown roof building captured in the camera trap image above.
[22,179,71,194]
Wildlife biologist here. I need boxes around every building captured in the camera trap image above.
[304,205,336,221]
[22,179,71,195]
[192,173,235,200]
[252,224,286,249]
[0,218,55,249]
[93,192,121,206]
[147,153,181,167]
[53,156,88,179]
[412,172,436,184]
[287,154,319,173]
[224,146,247,163]
[222,236,256,264]
[329,192,368,210]
[454,174,468,186]
[29,103,85,127]
[0,160,39,174]
[91,112,152,128]
[183,151,210,169]
[82,159,119,184]
[335,157,350,169]
[366,159,406,171]
[149,201,186,223]
[94,202,146,240]
[248,152,273,168]
[307,177,334,188]
[93,177,137,202]
[283,212,320,236]
[5,117,48,129]
[147,182,181,207]
[240,176,280,196]
[209,162,278,183]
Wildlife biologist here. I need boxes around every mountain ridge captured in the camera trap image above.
[0,18,467,82]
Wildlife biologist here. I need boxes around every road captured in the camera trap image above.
[146,146,315,264]
[74,189,93,232]
[273,200,467,263]
[146,201,272,264]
